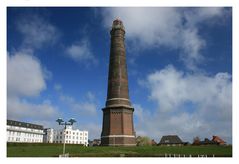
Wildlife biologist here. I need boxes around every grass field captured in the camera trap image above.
[7,143,232,157]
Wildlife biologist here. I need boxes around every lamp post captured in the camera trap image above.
[56,118,76,156]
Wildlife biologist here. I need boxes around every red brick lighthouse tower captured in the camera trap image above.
[101,19,136,146]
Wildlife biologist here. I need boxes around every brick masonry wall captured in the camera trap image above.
[101,19,136,146]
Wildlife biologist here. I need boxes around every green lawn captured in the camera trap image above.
[7,143,232,157]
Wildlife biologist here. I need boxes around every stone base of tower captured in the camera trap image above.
[101,106,136,146]
[101,135,136,146]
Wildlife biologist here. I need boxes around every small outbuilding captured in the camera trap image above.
[158,135,185,146]
[212,136,226,145]
[199,138,217,145]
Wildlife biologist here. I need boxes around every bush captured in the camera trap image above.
[136,136,152,146]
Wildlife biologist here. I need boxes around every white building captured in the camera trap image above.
[43,128,54,143]
[7,120,44,143]
[44,126,88,146]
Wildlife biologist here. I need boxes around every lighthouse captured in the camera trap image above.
[100,19,136,146]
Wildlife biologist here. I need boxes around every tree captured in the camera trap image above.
[136,136,152,146]
[193,136,200,145]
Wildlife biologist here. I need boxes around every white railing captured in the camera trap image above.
[164,153,215,157]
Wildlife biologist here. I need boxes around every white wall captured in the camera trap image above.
[44,127,88,146]
[7,125,44,143]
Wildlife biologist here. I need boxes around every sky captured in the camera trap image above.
[7,7,232,143]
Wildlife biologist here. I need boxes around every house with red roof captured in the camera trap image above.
[212,136,226,145]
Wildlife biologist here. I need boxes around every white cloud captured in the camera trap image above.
[77,123,101,140]
[16,14,60,50]
[7,97,59,121]
[72,102,97,116]
[8,12,62,125]
[7,52,46,98]
[147,65,231,115]
[101,7,226,69]
[56,90,100,139]
[65,39,97,64]
[135,65,232,143]
[133,104,155,137]
[180,28,205,69]
[54,84,62,91]
[7,52,60,122]
[86,91,95,102]
[102,8,182,47]
[183,7,225,27]
[60,94,97,116]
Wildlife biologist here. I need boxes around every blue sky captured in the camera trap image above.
[7,7,232,143]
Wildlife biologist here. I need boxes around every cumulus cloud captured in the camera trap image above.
[102,8,182,47]
[54,84,62,91]
[135,65,232,143]
[7,52,59,121]
[57,92,99,139]
[60,93,97,116]
[16,14,60,50]
[101,7,226,70]
[147,65,231,114]
[65,39,97,65]
[86,91,96,102]
[77,123,101,140]
[183,7,225,27]
[7,97,58,121]
[53,88,100,139]
[7,52,46,98]
[7,12,61,123]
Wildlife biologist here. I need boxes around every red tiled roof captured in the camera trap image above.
[212,136,226,144]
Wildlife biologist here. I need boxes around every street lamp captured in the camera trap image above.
[56,118,76,156]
